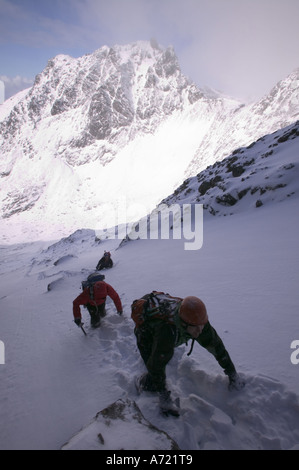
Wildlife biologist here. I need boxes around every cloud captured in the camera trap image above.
[68,0,299,101]
[72,0,154,39]
[154,0,299,101]
[0,0,298,102]
[0,75,33,100]
[0,0,92,48]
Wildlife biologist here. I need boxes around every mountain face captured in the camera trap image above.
[161,121,299,216]
[0,40,298,243]
[0,41,201,167]
[185,68,299,178]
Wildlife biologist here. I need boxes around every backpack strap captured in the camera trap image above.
[187,338,195,356]
[90,284,95,301]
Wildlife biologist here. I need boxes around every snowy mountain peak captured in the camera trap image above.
[250,67,299,124]
[35,40,191,131]
[184,67,299,178]
[0,41,199,166]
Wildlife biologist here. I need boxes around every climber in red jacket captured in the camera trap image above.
[73,280,123,328]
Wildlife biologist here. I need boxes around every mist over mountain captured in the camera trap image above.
[0,40,298,243]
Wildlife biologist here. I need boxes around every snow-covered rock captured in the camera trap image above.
[161,121,299,216]
[62,398,180,451]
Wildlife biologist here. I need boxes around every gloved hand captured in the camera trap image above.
[118,311,123,316]
[74,318,82,327]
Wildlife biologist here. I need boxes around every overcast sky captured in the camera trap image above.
[0,0,298,102]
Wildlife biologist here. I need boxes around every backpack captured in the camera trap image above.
[82,272,105,300]
[131,291,183,327]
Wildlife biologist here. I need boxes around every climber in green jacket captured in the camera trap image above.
[132,292,245,416]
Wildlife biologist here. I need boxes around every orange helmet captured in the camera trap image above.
[179,296,208,325]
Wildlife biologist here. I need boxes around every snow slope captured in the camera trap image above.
[1,120,299,450]
[0,195,299,450]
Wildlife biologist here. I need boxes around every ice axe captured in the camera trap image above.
[74,320,87,336]
[80,323,87,336]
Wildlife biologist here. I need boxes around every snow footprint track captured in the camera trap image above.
[89,299,147,399]
[77,302,137,379]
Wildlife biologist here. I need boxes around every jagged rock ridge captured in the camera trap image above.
[0,41,201,167]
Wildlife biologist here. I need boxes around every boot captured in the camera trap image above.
[228,372,245,391]
[135,373,160,393]
[159,390,180,417]
[90,312,101,328]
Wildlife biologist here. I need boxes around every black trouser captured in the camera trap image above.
[135,321,177,392]
[86,303,106,326]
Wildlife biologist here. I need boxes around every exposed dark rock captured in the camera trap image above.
[216,193,238,206]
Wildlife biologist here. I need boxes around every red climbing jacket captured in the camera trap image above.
[73,281,122,320]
